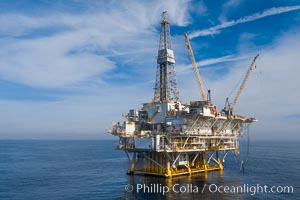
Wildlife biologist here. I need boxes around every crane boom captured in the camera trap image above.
[184,32,207,101]
[230,54,259,112]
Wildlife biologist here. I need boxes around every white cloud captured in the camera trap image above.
[0,35,115,87]
[0,1,192,138]
[0,0,191,88]
[218,0,245,22]
[1,1,299,140]
[176,54,252,76]
[190,5,300,38]
[0,83,153,139]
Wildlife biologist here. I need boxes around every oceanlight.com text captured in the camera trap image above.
[125,183,294,196]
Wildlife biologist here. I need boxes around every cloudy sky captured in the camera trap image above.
[0,0,299,140]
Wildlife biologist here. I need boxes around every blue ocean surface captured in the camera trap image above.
[0,140,299,199]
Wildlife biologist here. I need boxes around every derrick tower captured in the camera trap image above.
[154,11,180,103]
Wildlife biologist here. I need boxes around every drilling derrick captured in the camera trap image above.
[154,11,179,103]
[110,11,258,178]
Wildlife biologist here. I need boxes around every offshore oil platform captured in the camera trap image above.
[110,11,258,178]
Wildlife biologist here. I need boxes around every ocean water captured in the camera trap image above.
[0,140,299,200]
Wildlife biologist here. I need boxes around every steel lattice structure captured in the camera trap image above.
[154,11,180,103]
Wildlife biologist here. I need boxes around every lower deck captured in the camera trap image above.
[132,165,222,178]
[124,149,229,178]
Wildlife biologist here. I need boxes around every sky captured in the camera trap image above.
[0,0,300,140]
